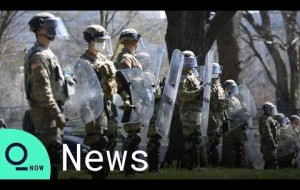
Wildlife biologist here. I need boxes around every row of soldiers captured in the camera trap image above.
[259,103,300,169]
[19,11,300,180]
[22,11,166,179]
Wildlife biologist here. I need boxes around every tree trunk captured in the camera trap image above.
[260,11,289,111]
[283,11,300,114]
[217,11,243,83]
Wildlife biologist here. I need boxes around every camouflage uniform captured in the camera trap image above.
[76,25,117,179]
[177,51,207,170]
[147,82,163,172]
[221,96,248,168]
[114,29,144,175]
[79,51,118,151]
[258,102,279,169]
[207,78,226,166]
[24,43,67,179]
[275,114,297,168]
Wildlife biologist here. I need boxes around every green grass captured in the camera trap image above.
[59,167,300,180]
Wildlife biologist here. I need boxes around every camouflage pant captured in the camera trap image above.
[147,133,161,172]
[221,127,247,168]
[46,140,63,180]
[122,127,141,175]
[261,143,278,169]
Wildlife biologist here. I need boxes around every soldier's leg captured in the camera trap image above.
[107,101,119,154]
[107,118,118,153]
[264,149,278,169]
[199,140,208,168]
[89,135,109,179]
[207,132,221,167]
[46,140,63,180]
[84,113,110,179]
[147,134,161,172]
[123,123,142,175]
[182,125,200,170]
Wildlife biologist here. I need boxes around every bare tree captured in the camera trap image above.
[242,11,300,113]
[165,11,236,64]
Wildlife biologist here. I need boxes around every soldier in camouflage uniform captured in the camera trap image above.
[258,102,279,169]
[275,113,296,168]
[207,62,225,167]
[290,115,300,167]
[76,25,117,179]
[178,50,206,170]
[114,28,143,175]
[136,52,163,173]
[221,79,248,168]
[23,12,69,179]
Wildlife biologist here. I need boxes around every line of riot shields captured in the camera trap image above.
[63,41,299,170]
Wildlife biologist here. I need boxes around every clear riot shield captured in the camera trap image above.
[156,49,184,139]
[116,68,155,125]
[136,39,165,91]
[277,126,298,158]
[223,84,256,134]
[66,58,104,125]
[200,50,214,144]
[136,40,165,144]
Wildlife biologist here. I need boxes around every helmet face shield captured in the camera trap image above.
[42,17,69,39]
[265,104,278,115]
[225,84,239,96]
[97,38,113,57]
[184,57,198,68]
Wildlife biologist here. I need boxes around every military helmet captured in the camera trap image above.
[290,115,300,125]
[212,62,222,79]
[182,50,197,68]
[83,25,110,43]
[262,102,278,116]
[223,79,239,96]
[28,12,56,32]
[28,12,69,39]
[119,28,141,44]
[273,113,286,126]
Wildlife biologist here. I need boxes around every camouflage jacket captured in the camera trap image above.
[114,48,142,70]
[80,51,117,99]
[178,72,203,113]
[24,43,67,118]
[210,79,226,113]
[259,114,278,146]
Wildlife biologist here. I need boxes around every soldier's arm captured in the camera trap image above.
[30,55,61,118]
[118,54,132,69]
[179,79,203,101]
[265,118,277,146]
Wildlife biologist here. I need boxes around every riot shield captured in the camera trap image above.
[277,126,298,158]
[136,40,165,143]
[136,39,165,91]
[66,58,104,125]
[116,68,155,125]
[200,50,214,143]
[156,49,184,139]
[223,84,256,134]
